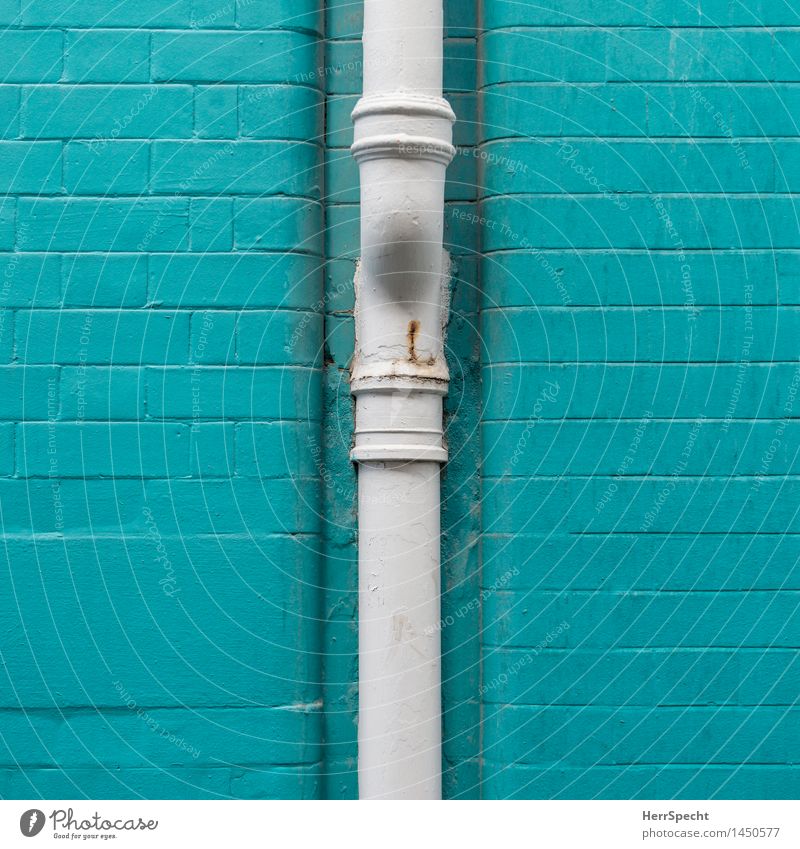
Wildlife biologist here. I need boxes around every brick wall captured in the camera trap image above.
[479,0,800,799]
[0,0,483,802]
[2,0,797,801]
[0,0,326,798]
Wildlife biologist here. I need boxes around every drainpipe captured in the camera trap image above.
[350,0,455,800]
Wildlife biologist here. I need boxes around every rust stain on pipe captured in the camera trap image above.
[407,320,420,362]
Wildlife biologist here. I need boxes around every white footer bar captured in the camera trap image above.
[2,799,797,848]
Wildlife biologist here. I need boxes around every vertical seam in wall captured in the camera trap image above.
[318,0,337,799]
[318,6,328,799]
[321,7,329,789]
[476,0,485,801]
[59,139,64,193]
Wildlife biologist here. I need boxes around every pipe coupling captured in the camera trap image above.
[351,93,456,166]
[351,379,447,463]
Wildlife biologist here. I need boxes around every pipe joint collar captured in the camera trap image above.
[352,93,456,123]
[352,93,456,165]
[351,381,447,464]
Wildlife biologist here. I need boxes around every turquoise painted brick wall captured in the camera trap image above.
[3,0,797,802]
[479,0,800,799]
[0,0,326,799]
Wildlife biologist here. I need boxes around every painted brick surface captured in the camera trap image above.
[0,0,325,799]
[479,0,800,799]
[319,1,372,801]
[2,0,795,802]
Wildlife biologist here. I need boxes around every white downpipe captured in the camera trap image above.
[351,0,455,800]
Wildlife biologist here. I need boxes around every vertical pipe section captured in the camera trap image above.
[351,0,455,800]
